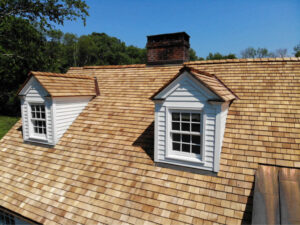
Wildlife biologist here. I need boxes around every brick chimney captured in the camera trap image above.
[146,32,190,65]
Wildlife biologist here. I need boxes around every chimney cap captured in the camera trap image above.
[147,32,190,39]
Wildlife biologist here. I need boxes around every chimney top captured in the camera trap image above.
[146,32,190,65]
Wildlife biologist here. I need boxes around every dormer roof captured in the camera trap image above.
[18,71,97,97]
[152,65,238,101]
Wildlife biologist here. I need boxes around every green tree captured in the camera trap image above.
[241,47,275,58]
[0,0,89,115]
[206,52,236,60]
[62,33,79,67]
[0,0,89,30]
[77,32,147,66]
[189,48,199,61]
[294,43,300,57]
[0,17,47,115]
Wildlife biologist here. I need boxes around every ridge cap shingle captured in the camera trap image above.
[30,71,94,80]
[184,57,300,65]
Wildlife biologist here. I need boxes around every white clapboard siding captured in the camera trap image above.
[20,99,29,140]
[20,77,55,144]
[54,97,92,144]
[154,73,222,171]
[19,76,92,146]
[219,102,229,152]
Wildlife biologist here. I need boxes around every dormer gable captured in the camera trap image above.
[152,66,238,102]
[152,66,238,172]
[18,71,97,146]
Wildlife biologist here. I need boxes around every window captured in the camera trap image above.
[30,104,47,138]
[170,111,202,156]
[0,210,15,225]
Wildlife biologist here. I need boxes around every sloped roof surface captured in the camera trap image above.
[0,58,300,225]
[189,68,238,101]
[25,71,96,97]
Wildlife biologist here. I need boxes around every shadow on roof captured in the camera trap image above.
[132,121,155,161]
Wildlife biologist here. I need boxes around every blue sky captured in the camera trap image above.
[57,0,300,58]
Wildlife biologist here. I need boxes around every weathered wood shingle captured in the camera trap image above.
[0,58,299,224]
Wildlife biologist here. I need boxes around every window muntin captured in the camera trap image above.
[171,112,202,156]
[30,104,47,137]
[0,210,15,225]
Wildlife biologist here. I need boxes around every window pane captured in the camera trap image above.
[36,105,40,112]
[31,105,35,111]
[41,113,45,119]
[34,127,38,133]
[173,142,180,151]
[182,143,190,152]
[182,113,190,121]
[172,122,180,130]
[192,145,200,154]
[5,215,10,225]
[192,123,200,132]
[31,112,35,118]
[181,123,190,131]
[43,128,47,134]
[192,114,200,122]
[192,135,201,145]
[173,133,180,142]
[41,105,45,111]
[172,113,180,121]
[36,112,40,118]
[182,134,190,143]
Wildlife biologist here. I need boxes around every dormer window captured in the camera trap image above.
[152,66,238,172]
[30,104,47,139]
[18,71,97,146]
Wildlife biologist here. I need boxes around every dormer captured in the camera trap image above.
[18,71,97,146]
[152,66,238,172]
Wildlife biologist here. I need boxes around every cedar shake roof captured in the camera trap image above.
[0,57,300,224]
[151,66,238,101]
[18,71,96,97]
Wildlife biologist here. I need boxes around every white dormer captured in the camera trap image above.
[18,71,97,146]
[152,66,238,172]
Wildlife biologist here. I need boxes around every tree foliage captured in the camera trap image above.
[240,47,277,58]
[294,43,300,57]
[0,0,89,30]
[206,52,236,60]
[0,17,48,115]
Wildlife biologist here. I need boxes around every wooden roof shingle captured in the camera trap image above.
[19,71,96,97]
[1,58,300,225]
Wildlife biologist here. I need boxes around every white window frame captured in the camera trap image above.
[28,102,47,141]
[166,107,206,163]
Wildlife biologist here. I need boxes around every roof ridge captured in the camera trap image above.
[182,65,214,77]
[30,71,94,80]
[182,65,239,100]
[83,64,146,69]
[184,57,300,65]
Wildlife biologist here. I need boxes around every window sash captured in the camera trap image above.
[29,103,47,138]
[169,111,202,156]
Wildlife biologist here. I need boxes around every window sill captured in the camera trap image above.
[28,136,49,144]
[166,154,204,164]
